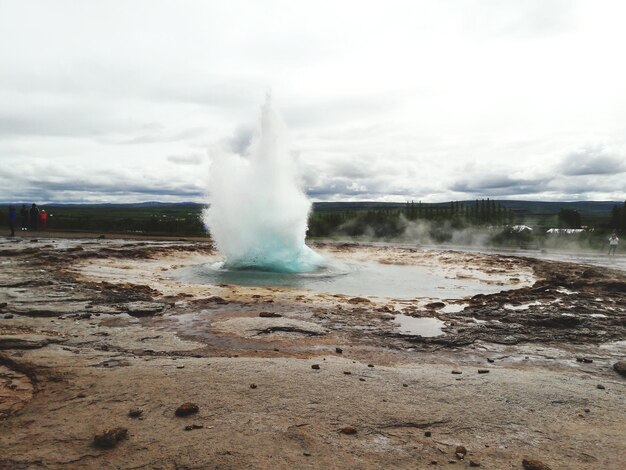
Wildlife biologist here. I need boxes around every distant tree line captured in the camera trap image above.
[307,199,514,238]
[609,201,626,231]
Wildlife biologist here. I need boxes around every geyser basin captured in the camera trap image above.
[175,255,529,300]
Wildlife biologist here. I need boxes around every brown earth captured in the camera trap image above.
[0,235,625,469]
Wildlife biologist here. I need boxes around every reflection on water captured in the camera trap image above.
[175,259,519,300]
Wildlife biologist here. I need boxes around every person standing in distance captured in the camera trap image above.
[7,206,17,237]
[20,204,28,231]
[608,233,619,256]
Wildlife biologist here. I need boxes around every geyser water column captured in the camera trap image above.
[203,96,324,273]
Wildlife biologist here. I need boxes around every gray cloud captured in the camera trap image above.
[558,147,626,176]
[451,175,549,195]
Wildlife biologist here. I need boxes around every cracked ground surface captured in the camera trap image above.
[0,235,625,469]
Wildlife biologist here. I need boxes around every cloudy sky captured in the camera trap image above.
[1,0,625,204]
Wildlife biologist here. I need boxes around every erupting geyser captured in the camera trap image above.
[203,95,324,273]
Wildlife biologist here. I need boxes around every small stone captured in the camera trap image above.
[128,409,143,418]
[175,402,199,417]
[176,365,185,369]
[93,427,128,448]
[343,371,352,375]
[430,461,438,465]
[455,445,467,460]
[259,311,282,318]
[584,408,590,413]
[469,461,480,467]
[522,459,552,470]
[3,314,14,319]
[250,383,257,389]
[335,347,343,354]
[487,358,494,363]
[576,357,593,363]
[613,361,626,377]
[403,383,408,387]
[311,364,320,370]
[451,370,462,375]
[303,452,311,456]
[477,369,490,374]
[367,364,374,368]
[359,378,365,382]
[424,431,432,437]
[339,425,357,435]
[184,424,203,431]
[596,384,605,390]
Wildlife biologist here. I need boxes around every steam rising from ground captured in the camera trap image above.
[203,96,323,272]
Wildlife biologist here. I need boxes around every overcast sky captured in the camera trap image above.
[1,0,625,204]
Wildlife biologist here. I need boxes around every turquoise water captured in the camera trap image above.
[176,260,513,300]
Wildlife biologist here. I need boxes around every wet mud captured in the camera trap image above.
[0,236,625,469]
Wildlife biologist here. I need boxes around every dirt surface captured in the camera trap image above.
[0,236,625,469]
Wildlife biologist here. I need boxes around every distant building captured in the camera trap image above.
[546,228,586,235]
[510,225,533,233]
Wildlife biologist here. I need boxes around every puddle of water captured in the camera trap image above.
[392,315,445,337]
[504,301,543,311]
[175,260,524,300]
[441,303,468,313]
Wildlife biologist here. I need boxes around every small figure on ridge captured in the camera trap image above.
[608,233,619,256]
[7,205,17,237]
[20,204,28,231]
[29,203,40,231]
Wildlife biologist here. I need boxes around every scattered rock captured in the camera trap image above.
[522,459,552,470]
[311,364,320,370]
[0,302,7,309]
[0,337,55,350]
[451,370,462,375]
[469,461,480,467]
[359,378,365,382]
[425,302,445,309]
[250,383,257,389]
[487,358,494,363]
[367,364,374,368]
[613,361,626,377]
[424,431,432,437]
[403,383,408,387]
[128,409,143,418]
[339,425,357,435]
[335,347,343,354]
[259,311,282,318]
[455,445,467,460]
[597,384,605,390]
[93,427,128,448]
[93,359,130,368]
[184,424,203,431]
[576,357,593,363]
[123,301,166,317]
[175,402,199,417]
[3,314,14,319]
[343,371,351,375]
[477,369,490,374]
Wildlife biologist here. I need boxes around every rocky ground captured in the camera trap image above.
[0,235,625,469]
